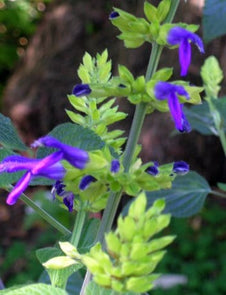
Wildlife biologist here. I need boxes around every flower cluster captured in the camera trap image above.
[0,136,89,207]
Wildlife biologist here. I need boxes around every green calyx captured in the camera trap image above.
[80,192,175,293]
[110,2,199,49]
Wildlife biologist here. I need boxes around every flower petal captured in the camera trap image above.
[173,161,189,175]
[146,162,159,176]
[31,151,63,175]
[79,175,96,190]
[6,172,32,205]
[32,136,89,169]
[63,193,75,212]
[168,92,183,131]
[0,155,38,173]
[110,159,120,173]
[179,39,191,76]
[72,84,91,97]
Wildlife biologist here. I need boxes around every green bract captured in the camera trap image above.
[71,193,175,293]
[68,50,127,151]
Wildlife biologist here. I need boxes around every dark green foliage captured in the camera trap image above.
[203,0,226,43]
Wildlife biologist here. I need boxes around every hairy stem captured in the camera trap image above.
[6,186,71,236]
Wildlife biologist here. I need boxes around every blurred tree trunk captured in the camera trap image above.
[2,0,226,183]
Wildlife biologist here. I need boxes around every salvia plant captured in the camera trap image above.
[1,0,226,294]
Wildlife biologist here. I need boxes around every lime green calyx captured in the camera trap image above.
[81,193,175,293]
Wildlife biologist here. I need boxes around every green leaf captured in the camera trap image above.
[85,281,138,295]
[201,56,223,98]
[0,283,68,295]
[203,0,226,43]
[0,113,27,151]
[183,103,215,135]
[36,247,82,289]
[217,182,226,191]
[184,97,226,136]
[0,148,23,187]
[146,171,211,217]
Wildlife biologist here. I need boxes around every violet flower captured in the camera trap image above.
[2,152,66,205]
[173,161,189,175]
[146,161,159,176]
[32,136,89,169]
[72,84,91,97]
[51,180,75,212]
[79,175,96,190]
[2,136,89,205]
[110,159,120,173]
[167,27,204,76]
[154,82,191,133]
[109,11,120,19]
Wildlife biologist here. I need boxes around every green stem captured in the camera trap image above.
[70,204,87,247]
[6,186,71,236]
[218,129,226,157]
[210,190,226,198]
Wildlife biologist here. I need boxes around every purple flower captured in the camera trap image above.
[79,175,96,190]
[51,180,66,198]
[51,181,75,212]
[63,193,75,212]
[167,27,204,76]
[110,159,120,173]
[32,136,89,169]
[154,82,191,133]
[3,136,89,205]
[109,11,120,19]
[146,161,159,176]
[173,161,189,175]
[72,84,91,96]
[3,152,66,205]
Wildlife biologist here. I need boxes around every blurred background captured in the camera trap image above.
[1,0,226,294]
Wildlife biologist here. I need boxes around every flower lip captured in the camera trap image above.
[167,26,204,76]
[173,161,189,175]
[31,136,89,169]
[72,84,91,97]
[109,11,120,19]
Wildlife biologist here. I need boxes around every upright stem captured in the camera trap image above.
[80,0,180,292]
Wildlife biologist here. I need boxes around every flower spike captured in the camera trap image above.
[154,82,191,133]
[167,27,204,76]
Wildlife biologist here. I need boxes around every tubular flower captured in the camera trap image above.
[51,181,75,212]
[154,82,191,133]
[146,161,159,176]
[79,175,97,190]
[31,136,89,169]
[2,136,89,205]
[167,27,204,76]
[72,84,91,97]
[110,159,120,173]
[173,161,189,175]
